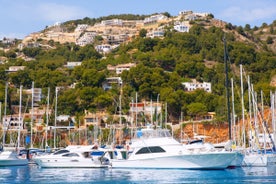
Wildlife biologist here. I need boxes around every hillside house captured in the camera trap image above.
[83,111,108,128]
[2,115,24,131]
[23,88,42,104]
[76,32,96,46]
[65,62,82,69]
[75,24,88,32]
[182,80,211,93]
[6,66,25,73]
[147,29,164,38]
[107,63,136,74]
[144,14,168,25]
[101,19,123,26]
[174,21,190,32]
[102,77,122,91]
[129,101,162,121]
[95,44,112,54]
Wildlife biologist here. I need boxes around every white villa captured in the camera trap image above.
[107,63,136,74]
[182,80,212,93]
[65,62,82,69]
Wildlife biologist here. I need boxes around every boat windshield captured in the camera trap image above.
[53,149,70,155]
[136,128,171,139]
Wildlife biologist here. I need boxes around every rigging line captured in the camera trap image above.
[249,84,276,151]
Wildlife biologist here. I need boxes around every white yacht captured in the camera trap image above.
[0,147,28,166]
[109,125,238,169]
[33,146,111,168]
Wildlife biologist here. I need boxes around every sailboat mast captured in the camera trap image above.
[31,82,34,148]
[273,91,276,147]
[0,102,1,136]
[45,87,50,148]
[54,87,58,149]
[240,66,246,149]
[0,102,2,144]
[3,82,8,145]
[224,36,231,140]
[231,78,236,143]
[17,85,22,150]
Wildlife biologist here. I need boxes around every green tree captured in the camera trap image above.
[187,102,207,118]
[81,69,105,87]
[266,36,273,44]
[139,29,147,38]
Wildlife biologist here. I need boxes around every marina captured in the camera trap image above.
[1,0,276,183]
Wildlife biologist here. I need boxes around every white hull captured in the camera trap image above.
[112,153,235,169]
[0,151,28,166]
[33,147,110,168]
[242,153,276,167]
[0,159,28,166]
[111,152,237,169]
[267,154,276,165]
[34,157,109,168]
[229,152,244,167]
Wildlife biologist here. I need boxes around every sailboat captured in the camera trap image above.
[242,75,276,167]
[0,85,28,166]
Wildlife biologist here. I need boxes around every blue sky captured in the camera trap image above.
[1,0,276,39]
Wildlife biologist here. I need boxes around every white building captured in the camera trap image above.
[107,63,136,74]
[144,14,167,25]
[147,30,164,38]
[182,80,211,93]
[2,115,23,130]
[174,21,190,33]
[65,62,82,69]
[76,32,96,46]
[101,19,123,26]
[6,66,25,72]
[102,77,122,91]
[24,88,42,103]
[95,44,112,54]
[75,24,88,32]
[179,10,193,16]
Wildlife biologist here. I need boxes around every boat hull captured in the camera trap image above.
[229,151,244,167]
[0,159,28,166]
[111,152,237,169]
[0,151,28,166]
[243,153,276,167]
[34,157,109,168]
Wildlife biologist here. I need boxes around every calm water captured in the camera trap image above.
[1,165,276,184]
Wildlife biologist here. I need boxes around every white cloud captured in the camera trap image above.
[219,1,276,26]
[35,2,90,22]
[2,2,90,23]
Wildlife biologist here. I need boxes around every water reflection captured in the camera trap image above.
[1,165,276,183]
[0,165,30,183]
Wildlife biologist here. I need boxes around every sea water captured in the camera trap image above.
[1,165,276,184]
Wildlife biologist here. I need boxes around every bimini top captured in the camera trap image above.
[136,125,172,139]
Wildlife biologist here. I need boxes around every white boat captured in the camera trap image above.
[213,141,245,167]
[33,145,110,168]
[0,149,28,166]
[109,125,238,169]
[0,85,28,166]
[242,151,276,167]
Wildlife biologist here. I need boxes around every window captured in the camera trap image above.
[136,146,165,155]
[62,153,79,157]
[53,149,70,155]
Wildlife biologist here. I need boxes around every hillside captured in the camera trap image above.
[0,11,276,134]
